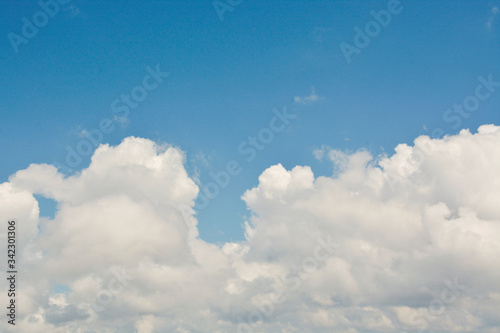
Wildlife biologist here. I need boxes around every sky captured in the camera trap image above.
[1,0,500,332]
[1,0,499,243]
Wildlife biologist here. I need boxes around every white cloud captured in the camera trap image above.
[294,87,322,104]
[1,126,500,332]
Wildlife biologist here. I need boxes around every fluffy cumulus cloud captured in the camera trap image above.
[1,126,500,332]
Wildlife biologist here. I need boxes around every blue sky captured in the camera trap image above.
[1,0,499,243]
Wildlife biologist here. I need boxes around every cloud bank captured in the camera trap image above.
[1,126,500,332]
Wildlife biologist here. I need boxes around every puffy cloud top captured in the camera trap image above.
[1,126,500,332]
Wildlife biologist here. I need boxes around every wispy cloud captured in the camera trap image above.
[294,87,322,104]
[487,6,499,29]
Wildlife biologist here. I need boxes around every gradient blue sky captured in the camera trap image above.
[1,0,499,243]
